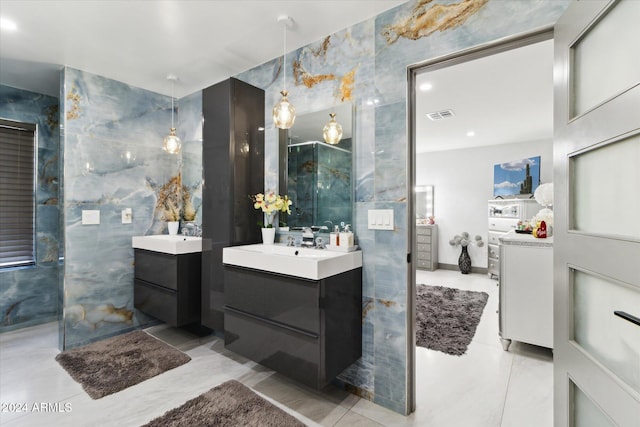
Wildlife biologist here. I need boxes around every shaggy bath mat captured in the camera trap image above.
[142,380,306,427]
[55,330,191,399]
[416,285,489,356]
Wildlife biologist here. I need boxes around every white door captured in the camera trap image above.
[554,0,640,426]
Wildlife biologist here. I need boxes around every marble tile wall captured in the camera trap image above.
[0,85,60,332]
[60,68,202,349]
[235,0,569,414]
[19,0,571,412]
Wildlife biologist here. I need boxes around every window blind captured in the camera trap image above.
[0,119,36,268]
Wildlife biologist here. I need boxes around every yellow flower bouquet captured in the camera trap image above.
[250,192,292,228]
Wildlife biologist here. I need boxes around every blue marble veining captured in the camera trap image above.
[60,68,202,348]
[236,0,569,414]
[14,0,571,412]
[0,85,60,332]
[177,90,203,223]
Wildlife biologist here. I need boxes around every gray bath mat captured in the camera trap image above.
[416,285,489,356]
[142,379,306,427]
[55,330,191,399]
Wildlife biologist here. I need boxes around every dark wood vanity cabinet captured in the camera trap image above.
[134,249,201,327]
[201,78,265,331]
[223,266,362,389]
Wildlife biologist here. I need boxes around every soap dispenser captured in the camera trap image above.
[330,225,340,247]
[339,224,354,248]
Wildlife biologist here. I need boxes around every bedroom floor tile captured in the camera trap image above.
[1,270,553,426]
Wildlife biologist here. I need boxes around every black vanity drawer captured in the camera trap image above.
[224,266,320,334]
[134,279,178,326]
[224,309,322,388]
[134,250,177,290]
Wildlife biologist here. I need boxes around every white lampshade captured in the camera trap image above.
[323,113,343,145]
[534,182,553,207]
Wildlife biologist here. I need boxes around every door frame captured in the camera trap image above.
[405,26,554,413]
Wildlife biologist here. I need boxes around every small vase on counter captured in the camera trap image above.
[261,227,276,245]
[167,221,179,235]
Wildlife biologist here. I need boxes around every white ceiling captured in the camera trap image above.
[0,0,406,98]
[1,1,553,153]
[415,39,554,153]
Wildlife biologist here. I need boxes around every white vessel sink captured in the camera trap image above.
[223,243,362,280]
[132,235,202,255]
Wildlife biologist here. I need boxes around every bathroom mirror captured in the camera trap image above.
[279,103,353,231]
[415,185,434,223]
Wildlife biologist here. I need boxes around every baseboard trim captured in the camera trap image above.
[437,263,488,275]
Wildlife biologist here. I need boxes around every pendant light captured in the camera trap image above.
[323,112,343,145]
[163,74,182,154]
[273,15,296,129]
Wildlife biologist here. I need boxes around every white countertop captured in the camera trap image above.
[499,230,553,247]
[223,243,362,280]
[132,235,202,254]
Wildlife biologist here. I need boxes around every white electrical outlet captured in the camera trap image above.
[82,210,100,225]
[368,209,394,230]
[121,208,132,224]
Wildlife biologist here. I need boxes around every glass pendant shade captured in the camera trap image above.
[163,74,181,154]
[273,90,296,129]
[323,113,343,145]
[163,127,182,154]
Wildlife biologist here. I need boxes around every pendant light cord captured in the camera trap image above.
[171,80,175,128]
[283,20,287,91]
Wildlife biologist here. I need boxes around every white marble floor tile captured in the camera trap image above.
[1,270,554,427]
[334,407,385,426]
[412,342,514,427]
[500,343,553,427]
[0,322,58,354]
[250,373,353,426]
[349,397,410,426]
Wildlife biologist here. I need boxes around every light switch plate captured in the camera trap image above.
[121,208,132,224]
[82,210,100,225]
[368,209,394,230]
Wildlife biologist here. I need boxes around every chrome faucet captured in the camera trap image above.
[181,223,202,237]
[301,227,315,247]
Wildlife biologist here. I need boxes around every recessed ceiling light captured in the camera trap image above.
[0,17,17,31]
[466,131,475,137]
[419,82,433,91]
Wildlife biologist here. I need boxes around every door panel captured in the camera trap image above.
[571,380,617,427]
[571,0,640,117]
[554,1,640,426]
[573,269,640,393]
[571,134,640,239]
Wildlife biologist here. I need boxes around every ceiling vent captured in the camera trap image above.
[426,109,455,121]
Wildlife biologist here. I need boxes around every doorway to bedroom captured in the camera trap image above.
[409,30,555,425]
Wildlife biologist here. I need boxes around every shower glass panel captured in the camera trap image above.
[287,140,352,229]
